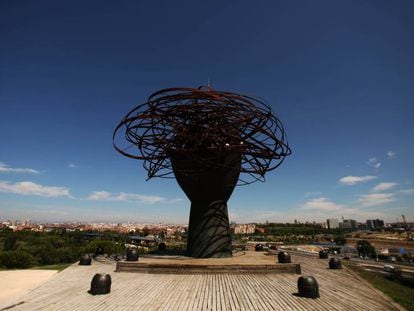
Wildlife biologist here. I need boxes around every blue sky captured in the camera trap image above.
[1,0,413,223]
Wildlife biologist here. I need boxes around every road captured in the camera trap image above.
[276,248,414,277]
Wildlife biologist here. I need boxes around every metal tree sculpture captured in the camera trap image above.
[113,86,291,258]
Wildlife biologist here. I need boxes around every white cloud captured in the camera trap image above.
[400,189,414,194]
[372,182,398,192]
[87,191,165,204]
[304,191,322,197]
[31,209,70,216]
[87,191,112,200]
[367,157,381,169]
[167,198,185,203]
[68,163,78,168]
[339,175,377,185]
[301,197,344,211]
[0,162,39,174]
[0,181,71,197]
[386,150,396,159]
[358,193,395,207]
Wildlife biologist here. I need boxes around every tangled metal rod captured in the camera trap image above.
[113,86,291,185]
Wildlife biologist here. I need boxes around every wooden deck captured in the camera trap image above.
[3,253,403,310]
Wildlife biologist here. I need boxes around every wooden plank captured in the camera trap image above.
[7,253,402,311]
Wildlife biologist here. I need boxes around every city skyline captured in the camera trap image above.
[1,1,414,223]
[1,217,402,226]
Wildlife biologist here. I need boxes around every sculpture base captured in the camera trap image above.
[116,251,301,274]
[116,261,301,274]
[187,200,232,258]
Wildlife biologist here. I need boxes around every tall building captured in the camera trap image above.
[339,222,350,229]
[327,218,339,229]
[366,219,385,230]
[339,219,357,229]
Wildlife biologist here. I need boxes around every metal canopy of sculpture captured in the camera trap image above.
[113,86,291,258]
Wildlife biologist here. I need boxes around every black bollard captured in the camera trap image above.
[79,254,92,265]
[255,244,264,252]
[278,251,291,263]
[89,274,111,295]
[95,246,104,256]
[329,257,342,269]
[158,242,167,251]
[297,276,320,298]
[319,250,328,259]
[126,248,139,261]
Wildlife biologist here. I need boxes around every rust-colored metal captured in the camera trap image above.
[113,86,291,185]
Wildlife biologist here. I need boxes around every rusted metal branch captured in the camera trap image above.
[113,86,291,185]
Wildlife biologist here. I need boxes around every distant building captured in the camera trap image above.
[366,219,385,230]
[233,224,256,234]
[366,220,374,230]
[339,222,350,229]
[1,220,12,227]
[357,222,367,230]
[339,219,357,229]
[255,227,265,234]
[327,218,339,229]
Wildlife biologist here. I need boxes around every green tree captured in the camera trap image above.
[82,240,125,255]
[357,240,376,258]
[334,235,347,245]
[0,250,37,268]
[142,227,150,236]
[4,234,18,251]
